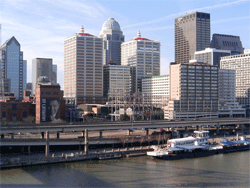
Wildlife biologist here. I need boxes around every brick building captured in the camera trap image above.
[35,83,66,124]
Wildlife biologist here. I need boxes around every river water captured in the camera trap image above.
[1,151,249,187]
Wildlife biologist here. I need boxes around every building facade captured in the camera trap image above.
[220,50,250,117]
[218,69,246,117]
[35,83,66,124]
[64,26,103,105]
[32,58,55,95]
[194,48,231,67]
[103,64,131,98]
[100,18,124,65]
[166,63,218,119]
[121,31,160,93]
[0,36,24,100]
[175,12,210,64]
[210,33,244,55]
[142,75,170,108]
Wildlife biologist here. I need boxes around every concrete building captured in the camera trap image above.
[35,81,66,124]
[103,64,131,98]
[52,64,57,85]
[100,18,124,65]
[64,26,103,105]
[220,50,250,117]
[218,69,246,118]
[210,33,244,55]
[121,31,160,93]
[194,48,231,67]
[166,63,218,119]
[0,36,24,100]
[142,75,170,108]
[32,58,57,95]
[175,12,210,64]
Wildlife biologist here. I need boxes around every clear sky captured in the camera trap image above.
[1,0,250,88]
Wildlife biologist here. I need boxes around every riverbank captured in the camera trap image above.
[0,146,152,169]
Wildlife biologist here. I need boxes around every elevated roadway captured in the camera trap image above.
[0,118,249,135]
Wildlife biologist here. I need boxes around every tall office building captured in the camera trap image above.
[32,58,54,95]
[121,31,160,93]
[142,75,170,108]
[23,60,27,92]
[218,69,246,118]
[103,64,131,98]
[100,18,124,65]
[0,36,24,100]
[220,50,250,117]
[52,64,57,84]
[64,26,103,105]
[175,12,210,64]
[194,48,231,67]
[210,33,244,55]
[166,63,218,119]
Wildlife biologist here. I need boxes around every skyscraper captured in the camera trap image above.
[210,33,244,55]
[220,50,250,117]
[121,31,160,93]
[175,12,210,64]
[100,18,124,65]
[32,58,53,95]
[64,26,103,105]
[0,36,24,100]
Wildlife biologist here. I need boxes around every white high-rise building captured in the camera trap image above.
[100,18,124,65]
[142,75,170,108]
[64,26,103,105]
[103,65,131,98]
[218,69,246,117]
[220,50,250,117]
[121,31,160,93]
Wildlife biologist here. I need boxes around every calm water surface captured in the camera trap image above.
[1,151,249,187]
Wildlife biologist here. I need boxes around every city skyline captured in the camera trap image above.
[1,0,249,88]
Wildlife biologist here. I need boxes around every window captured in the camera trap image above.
[12,104,17,110]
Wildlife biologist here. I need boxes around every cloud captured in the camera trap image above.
[123,0,248,28]
[212,16,250,24]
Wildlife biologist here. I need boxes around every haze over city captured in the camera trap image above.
[1,0,250,88]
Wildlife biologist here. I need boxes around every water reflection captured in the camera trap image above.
[1,151,249,187]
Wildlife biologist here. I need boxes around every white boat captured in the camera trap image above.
[147,131,214,160]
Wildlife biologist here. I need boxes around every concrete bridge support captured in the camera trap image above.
[127,129,131,136]
[84,129,88,155]
[11,134,14,139]
[99,131,103,138]
[1,134,4,138]
[41,132,44,139]
[146,129,149,138]
[45,131,49,158]
[28,146,31,155]
[216,123,220,135]
[57,132,60,139]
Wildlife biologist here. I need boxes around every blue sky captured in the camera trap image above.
[1,0,250,88]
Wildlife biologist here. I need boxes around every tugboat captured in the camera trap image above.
[147,131,215,160]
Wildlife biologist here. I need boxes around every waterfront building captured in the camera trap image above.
[166,63,218,119]
[175,12,210,64]
[0,36,24,100]
[64,26,103,105]
[35,78,66,124]
[0,96,35,122]
[103,64,131,98]
[32,58,55,95]
[220,50,250,117]
[210,33,244,55]
[194,48,231,67]
[121,31,160,93]
[142,75,170,108]
[100,18,124,65]
[218,69,246,118]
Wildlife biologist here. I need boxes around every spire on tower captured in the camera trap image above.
[80,25,84,33]
[137,30,141,38]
